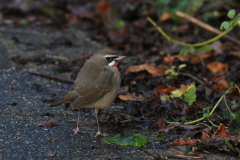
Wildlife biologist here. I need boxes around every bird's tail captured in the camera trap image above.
[50,92,77,107]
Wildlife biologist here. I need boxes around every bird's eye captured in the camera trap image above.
[106,57,110,61]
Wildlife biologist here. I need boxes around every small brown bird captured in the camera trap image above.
[51,49,126,137]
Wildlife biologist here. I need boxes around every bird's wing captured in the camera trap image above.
[70,62,114,110]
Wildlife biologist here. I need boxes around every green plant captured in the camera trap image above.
[220,9,240,31]
[165,64,186,79]
[101,133,147,148]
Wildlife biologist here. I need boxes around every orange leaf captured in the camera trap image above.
[159,12,172,21]
[206,62,228,75]
[171,139,201,146]
[48,154,55,157]
[118,93,144,102]
[163,55,187,65]
[212,78,230,93]
[201,131,210,140]
[155,85,177,94]
[217,123,228,136]
[124,63,167,77]
[154,118,166,129]
[35,121,57,127]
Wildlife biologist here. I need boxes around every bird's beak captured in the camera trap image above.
[115,56,127,61]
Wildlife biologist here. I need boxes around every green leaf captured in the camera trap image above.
[196,45,212,52]
[20,19,28,25]
[228,9,235,19]
[183,85,196,106]
[238,17,240,27]
[203,113,208,118]
[179,47,190,56]
[171,90,183,98]
[220,21,228,30]
[115,20,125,30]
[231,100,238,109]
[101,133,147,148]
[178,64,187,69]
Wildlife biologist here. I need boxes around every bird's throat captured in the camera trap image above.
[113,61,118,69]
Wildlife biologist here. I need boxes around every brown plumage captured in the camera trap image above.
[51,49,126,137]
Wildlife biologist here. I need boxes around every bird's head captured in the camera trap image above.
[90,49,126,69]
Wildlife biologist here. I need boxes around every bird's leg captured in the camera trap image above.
[95,109,108,137]
[74,109,85,134]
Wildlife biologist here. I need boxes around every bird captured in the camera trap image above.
[50,49,126,137]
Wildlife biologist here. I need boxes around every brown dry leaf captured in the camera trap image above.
[159,12,172,21]
[207,62,228,75]
[210,40,223,54]
[124,63,167,77]
[171,139,201,146]
[170,148,183,154]
[163,55,187,65]
[201,131,210,140]
[118,93,144,102]
[154,85,177,94]
[48,154,55,157]
[190,52,217,64]
[217,123,228,136]
[161,124,201,132]
[154,118,166,129]
[211,135,240,142]
[35,121,57,127]
[213,78,230,93]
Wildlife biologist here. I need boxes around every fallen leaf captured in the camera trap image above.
[159,12,172,21]
[48,154,55,157]
[124,63,167,77]
[154,118,166,129]
[210,40,223,54]
[170,148,183,154]
[161,124,201,132]
[171,139,201,146]
[35,121,57,127]
[154,85,177,94]
[211,135,240,142]
[201,131,210,140]
[119,93,144,102]
[207,62,228,75]
[163,55,187,65]
[213,78,230,93]
[217,123,228,136]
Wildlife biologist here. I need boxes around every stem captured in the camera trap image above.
[207,118,219,127]
[180,72,204,84]
[147,17,236,47]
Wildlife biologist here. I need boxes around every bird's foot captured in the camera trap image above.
[74,127,86,135]
[95,131,108,137]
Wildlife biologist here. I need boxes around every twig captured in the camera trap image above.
[165,154,203,159]
[180,72,204,84]
[176,11,240,45]
[147,17,237,47]
[28,70,74,84]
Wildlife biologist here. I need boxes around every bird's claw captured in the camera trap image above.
[95,131,108,137]
[74,128,86,134]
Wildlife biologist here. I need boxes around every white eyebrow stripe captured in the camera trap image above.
[103,55,118,57]
[108,61,116,66]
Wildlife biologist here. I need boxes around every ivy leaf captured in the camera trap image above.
[101,133,147,148]
[228,9,235,19]
[183,85,196,106]
[220,21,228,30]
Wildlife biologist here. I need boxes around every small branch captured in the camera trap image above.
[147,17,237,47]
[28,70,74,84]
[176,11,240,45]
